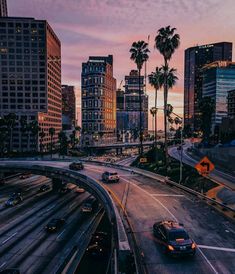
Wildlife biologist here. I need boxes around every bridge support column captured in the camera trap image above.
[52,178,63,191]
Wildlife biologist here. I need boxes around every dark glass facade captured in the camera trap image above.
[62,85,76,130]
[202,61,235,132]
[0,0,7,17]
[184,42,232,131]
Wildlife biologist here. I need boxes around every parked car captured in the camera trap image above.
[45,218,65,232]
[19,173,31,179]
[102,172,119,183]
[81,197,98,213]
[40,184,50,192]
[5,196,23,207]
[153,220,196,257]
[69,162,84,171]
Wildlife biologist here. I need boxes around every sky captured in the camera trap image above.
[8,0,235,128]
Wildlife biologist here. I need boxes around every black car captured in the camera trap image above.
[86,232,109,258]
[40,184,50,192]
[45,218,65,232]
[69,162,84,171]
[5,196,23,207]
[81,197,98,213]
[153,220,196,256]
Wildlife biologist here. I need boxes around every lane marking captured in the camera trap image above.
[198,245,235,253]
[57,229,66,240]
[120,176,219,274]
[2,232,18,244]
[151,194,185,197]
[0,262,6,269]
[46,205,55,211]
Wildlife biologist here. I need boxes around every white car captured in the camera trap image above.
[102,172,120,183]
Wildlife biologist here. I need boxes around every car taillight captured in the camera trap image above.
[168,245,174,251]
[191,242,196,249]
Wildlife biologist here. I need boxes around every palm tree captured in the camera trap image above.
[19,117,28,153]
[130,40,150,156]
[150,107,157,140]
[149,67,164,145]
[49,127,55,159]
[0,117,7,156]
[39,130,46,157]
[58,130,68,158]
[4,113,17,155]
[30,121,40,152]
[155,26,180,165]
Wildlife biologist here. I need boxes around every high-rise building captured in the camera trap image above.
[0,0,8,17]
[62,85,76,130]
[81,55,116,146]
[228,89,235,118]
[202,61,235,133]
[184,42,232,131]
[116,70,148,140]
[0,17,61,152]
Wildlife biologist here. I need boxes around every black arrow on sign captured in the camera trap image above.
[200,161,210,172]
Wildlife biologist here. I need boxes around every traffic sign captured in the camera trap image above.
[195,156,215,176]
[139,157,147,163]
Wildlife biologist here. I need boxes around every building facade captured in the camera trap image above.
[202,61,235,133]
[184,42,232,131]
[228,89,235,118]
[0,0,7,17]
[62,85,76,130]
[116,70,148,141]
[81,55,116,146]
[0,17,61,152]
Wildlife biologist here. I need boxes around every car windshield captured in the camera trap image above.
[110,172,117,175]
[169,230,189,241]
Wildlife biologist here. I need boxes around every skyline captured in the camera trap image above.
[8,0,235,127]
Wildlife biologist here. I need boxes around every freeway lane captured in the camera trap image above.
[83,163,235,274]
[0,160,235,273]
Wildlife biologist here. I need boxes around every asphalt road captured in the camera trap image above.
[1,160,235,274]
[168,143,235,190]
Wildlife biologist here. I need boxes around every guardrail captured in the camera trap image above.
[82,160,235,217]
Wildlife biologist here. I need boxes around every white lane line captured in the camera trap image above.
[0,262,6,269]
[121,177,178,222]
[2,232,18,244]
[198,245,235,253]
[120,176,219,274]
[151,194,185,197]
[57,229,66,240]
[46,205,55,211]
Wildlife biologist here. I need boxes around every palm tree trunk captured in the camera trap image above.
[138,68,143,156]
[164,58,168,166]
[155,87,158,146]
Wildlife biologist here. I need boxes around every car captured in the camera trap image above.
[69,162,84,171]
[58,184,69,194]
[102,171,119,183]
[177,145,182,151]
[76,187,85,193]
[153,220,196,256]
[10,190,22,199]
[19,173,31,179]
[45,218,65,232]
[5,196,23,207]
[81,197,98,213]
[86,232,109,258]
[40,184,50,192]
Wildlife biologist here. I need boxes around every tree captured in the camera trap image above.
[39,130,46,156]
[58,131,68,158]
[0,118,7,156]
[149,67,164,144]
[49,127,55,159]
[19,117,28,153]
[130,40,150,156]
[30,121,40,152]
[199,97,215,143]
[150,107,157,140]
[4,113,17,154]
[155,26,180,165]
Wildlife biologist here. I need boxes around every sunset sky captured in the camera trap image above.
[8,0,235,128]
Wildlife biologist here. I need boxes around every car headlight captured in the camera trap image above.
[191,242,196,249]
[168,245,174,251]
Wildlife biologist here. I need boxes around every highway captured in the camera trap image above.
[0,173,106,274]
[168,143,235,190]
[0,160,235,274]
